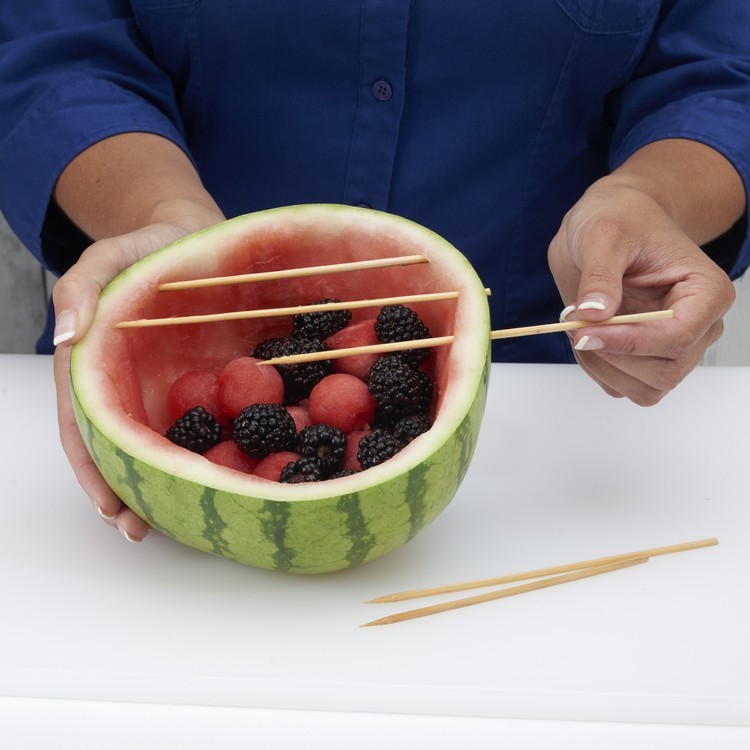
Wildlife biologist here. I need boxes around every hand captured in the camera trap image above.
[547,179,736,405]
[52,219,221,541]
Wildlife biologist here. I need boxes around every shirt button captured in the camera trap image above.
[372,79,393,102]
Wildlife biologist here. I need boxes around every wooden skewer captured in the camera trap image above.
[158,254,429,291]
[490,309,673,339]
[361,557,649,627]
[114,291,462,329]
[365,537,717,604]
[258,335,454,365]
[256,309,674,365]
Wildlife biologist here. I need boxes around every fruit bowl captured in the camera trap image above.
[70,205,491,573]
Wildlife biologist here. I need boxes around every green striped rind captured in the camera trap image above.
[70,205,491,573]
[71,353,489,574]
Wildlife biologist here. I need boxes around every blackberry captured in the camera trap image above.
[328,468,358,480]
[374,304,432,368]
[292,298,352,340]
[233,403,297,458]
[367,355,430,427]
[296,423,346,476]
[393,414,432,445]
[356,429,403,469]
[165,406,223,454]
[252,336,287,361]
[415,370,434,415]
[280,456,323,483]
[253,335,332,404]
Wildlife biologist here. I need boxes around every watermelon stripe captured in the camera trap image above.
[84,418,100,468]
[199,487,232,558]
[405,462,429,542]
[116,449,160,530]
[259,500,295,572]
[337,494,377,567]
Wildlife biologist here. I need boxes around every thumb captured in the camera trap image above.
[51,224,191,347]
[571,244,628,322]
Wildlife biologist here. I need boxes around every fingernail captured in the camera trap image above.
[97,505,117,522]
[559,305,577,323]
[53,310,77,346]
[574,335,604,351]
[119,527,139,543]
[577,298,607,312]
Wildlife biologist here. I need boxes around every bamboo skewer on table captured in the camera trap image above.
[361,537,718,627]
[365,537,718,603]
[361,557,650,627]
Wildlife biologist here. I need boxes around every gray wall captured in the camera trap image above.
[1,211,747,363]
[0,213,51,353]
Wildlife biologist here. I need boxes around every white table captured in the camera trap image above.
[1,354,748,748]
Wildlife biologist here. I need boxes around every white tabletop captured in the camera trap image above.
[1,354,749,747]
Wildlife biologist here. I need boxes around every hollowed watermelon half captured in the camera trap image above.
[70,205,490,573]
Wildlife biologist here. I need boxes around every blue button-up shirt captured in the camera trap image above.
[1,1,749,360]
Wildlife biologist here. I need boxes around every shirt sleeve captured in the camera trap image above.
[608,0,750,279]
[0,1,191,271]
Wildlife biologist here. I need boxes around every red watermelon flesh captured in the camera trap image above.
[109,217,453,438]
[204,441,259,473]
[326,318,380,381]
[217,356,285,418]
[254,451,303,482]
[308,373,376,433]
[167,368,226,424]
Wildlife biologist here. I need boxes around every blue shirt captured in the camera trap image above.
[1,1,749,360]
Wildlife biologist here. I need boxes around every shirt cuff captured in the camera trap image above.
[0,74,192,269]
[610,95,750,279]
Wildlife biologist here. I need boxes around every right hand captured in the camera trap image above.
[52,220,220,542]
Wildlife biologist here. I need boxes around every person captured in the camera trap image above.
[0,2,748,543]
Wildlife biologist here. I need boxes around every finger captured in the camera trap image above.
[566,227,630,322]
[54,344,122,515]
[573,317,721,405]
[54,345,151,540]
[113,508,151,543]
[573,350,670,406]
[571,271,729,358]
[51,224,190,347]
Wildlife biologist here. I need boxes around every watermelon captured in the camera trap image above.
[70,205,490,573]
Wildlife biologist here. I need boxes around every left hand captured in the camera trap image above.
[548,178,736,405]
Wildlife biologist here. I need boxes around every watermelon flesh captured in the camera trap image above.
[71,205,490,573]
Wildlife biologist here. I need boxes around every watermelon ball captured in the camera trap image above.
[217,356,285,419]
[286,403,314,434]
[204,441,259,474]
[326,318,380,381]
[254,451,302,482]
[167,368,225,424]
[309,373,376,433]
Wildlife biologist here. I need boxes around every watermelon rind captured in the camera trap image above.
[70,205,490,573]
